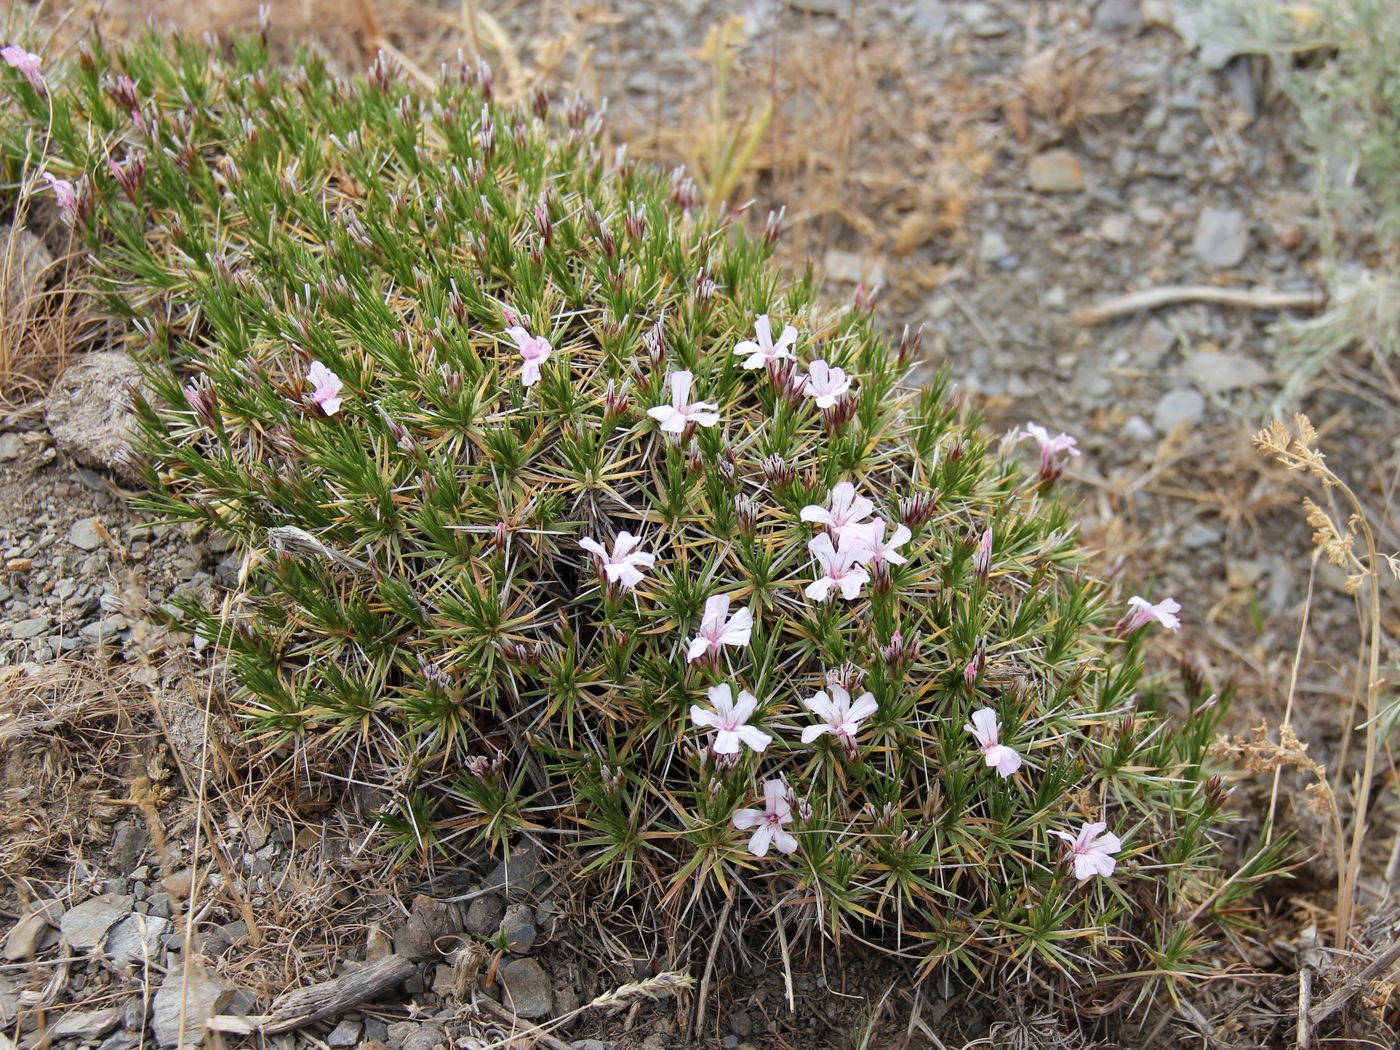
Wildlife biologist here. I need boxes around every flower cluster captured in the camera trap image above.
[6,31,1253,983]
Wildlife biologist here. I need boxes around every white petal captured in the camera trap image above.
[579,536,607,558]
[712,729,741,755]
[804,578,835,601]
[689,704,718,729]
[686,636,712,663]
[670,370,694,408]
[737,725,771,752]
[846,693,878,723]
[731,807,764,831]
[800,724,830,744]
[771,829,799,856]
[748,823,774,857]
[701,594,730,633]
[800,505,833,525]
[719,607,752,646]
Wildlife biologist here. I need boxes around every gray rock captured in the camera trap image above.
[570,1041,613,1050]
[463,892,505,936]
[1027,149,1084,193]
[106,913,172,966]
[1181,524,1223,549]
[69,517,105,551]
[45,351,147,484]
[978,230,1011,264]
[61,893,134,951]
[326,1019,362,1047]
[110,823,150,873]
[1121,415,1156,443]
[9,616,50,640]
[483,843,546,900]
[401,1025,445,1050]
[498,904,537,954]
[1094,0,1143,32]
[821,249,886,288]
[1153,388,1206,432]
[500,958,552,1020]
[152,963,234,1046]
[1189,350,1271,392]
[3,902,61,961]
[0,224,54,319]
[1191,207,1249,268]
[392,896,458,961]
[49,1007,121,1041]
[0,433,22,461]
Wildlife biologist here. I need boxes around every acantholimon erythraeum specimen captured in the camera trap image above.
[1,30,1284,989]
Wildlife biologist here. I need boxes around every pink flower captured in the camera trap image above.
[1117,595,1181,635]
[504,325,552,387]
[41,173,78,223]
[804,532,871,602]
[647,370,720,433]
[1020,422,1081,480]
[579,532,655,590]
[801,359,851,409]
[733,314,797,370]
[2,46,45,94]
[799,481,873,541]
[846,518,911,566]
[972,528,993,581]
[306,361,344,415]
[1049,821,1122,880]
[686,594,753,663]
[801,681,878,751]
[964,708,1022,778]
[690,683,771,756]
[731,778,798,857]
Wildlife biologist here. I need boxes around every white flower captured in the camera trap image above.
[504,324,552,387]
[845,518,911,566]
[733,314,798,370]
[579,532,655,590]
[1049,821,1122,880]
[685,594,753,663]
[801,682,878,750]
[690,684,771,756]
[804,533,871,602]
[964,708,1022,778]
[646,370,720,433]
[306,361,344,415]
[801,359,851,409]
[731,778,798,857]
[799,481,874,542]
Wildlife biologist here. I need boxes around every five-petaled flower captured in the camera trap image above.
[1049,821,1122,880]
[805,533,872,601]
[731,778,798,857]
[733,314,798,370]
[801,681,878,753]
[504,324,552,387]
[846,518,911,566]
[41,173,78,224]
[647,370,720,433]
[2,46,44,94]
[306,361,344,415]
[802,359,851,409]
[579,532,655,591]
[800,481,874,542]
[1116,595,1181,635]
[1020,422,1081,480]
[964,708,1022,778]
[686,593,753,664]
[690,684,771,756]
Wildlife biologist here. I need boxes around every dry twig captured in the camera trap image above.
[1076,285,1326,325]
